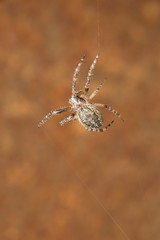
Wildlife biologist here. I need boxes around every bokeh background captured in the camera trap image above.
[1,0,160,239]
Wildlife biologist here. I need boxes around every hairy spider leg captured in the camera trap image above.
[94,103,124,121]
[85,52,99,94]
[85,120,114,132]
[59,112,76,126]
[89,79,106,100]
[72,55,85,95]
[38,106,71,128]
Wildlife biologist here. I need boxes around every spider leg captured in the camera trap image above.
[72,55,85,95]
[85,53,99,94]
[59,113,76,126]
[38,106,71,128]
[84,120,114,132]
[94,103,124,121]
[89,79,106,100]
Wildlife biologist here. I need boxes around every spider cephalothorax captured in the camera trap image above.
[38,53,124,132]
[69,91,87,111]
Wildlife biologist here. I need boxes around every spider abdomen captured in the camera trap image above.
[77,104,103,129]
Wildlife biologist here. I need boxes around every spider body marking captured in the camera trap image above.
[38,53,124,132]
[78,104,103,130]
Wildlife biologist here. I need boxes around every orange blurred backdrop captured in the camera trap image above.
[0,0,160,239]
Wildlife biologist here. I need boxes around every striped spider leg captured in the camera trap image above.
[38,106,71,128]
[94,103,124,122]
[85,52,99,94]
[72,55,85,95]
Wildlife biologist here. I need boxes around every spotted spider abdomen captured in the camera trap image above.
[77,104,103,129]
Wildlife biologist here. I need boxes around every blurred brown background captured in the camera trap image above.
[0,0,160,239]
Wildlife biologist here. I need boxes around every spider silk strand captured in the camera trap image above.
[63,158,131,240]
[96,0,101,51]
[43,1,130,239]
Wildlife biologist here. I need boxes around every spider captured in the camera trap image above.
[38,53,124,132]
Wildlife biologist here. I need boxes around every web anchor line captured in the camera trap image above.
[64,157,131,240]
